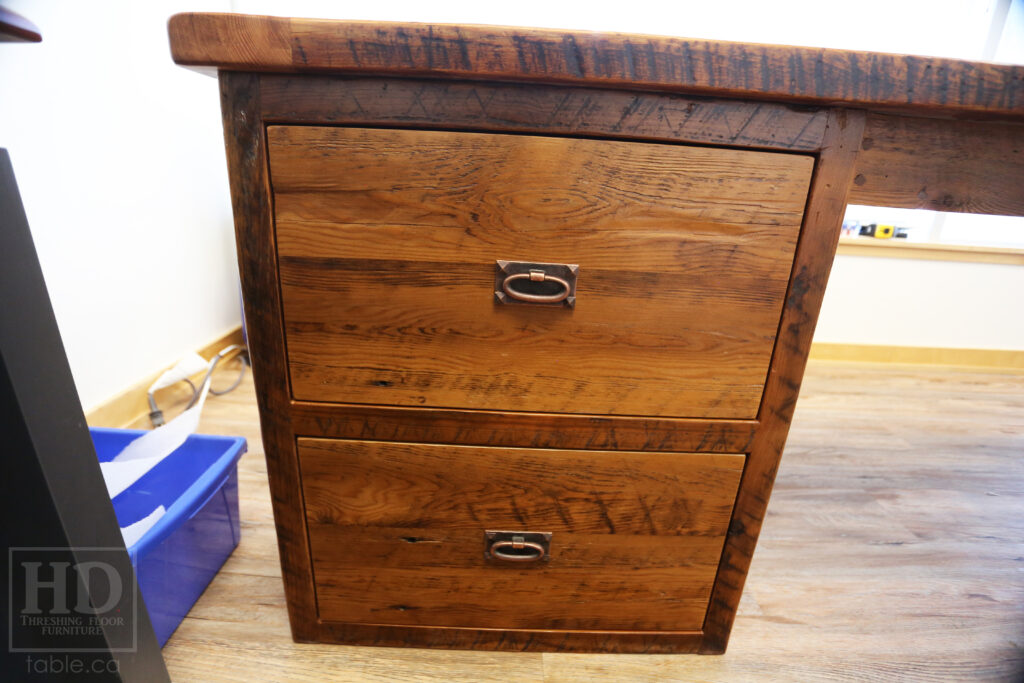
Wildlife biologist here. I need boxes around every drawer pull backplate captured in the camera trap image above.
[494,261,578,308]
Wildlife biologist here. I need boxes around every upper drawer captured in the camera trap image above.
[269,127,813,419]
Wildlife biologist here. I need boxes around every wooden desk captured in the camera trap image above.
[168,13,1024,654]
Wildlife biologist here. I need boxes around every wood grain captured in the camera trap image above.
[270,126,813,419]
[218,72,320,642]
[160,362,1024,677]
[257,76,831,152]
[269,127,811,226]
[168,13,1024,118]
[289,402,756,453]
[180,10,1024,657]
[314,624,704,654]
[850,113,1024,217]
[259,75,1024,220]
[216,75,826,650]
[701,109,867,652]
[299,438,743,632]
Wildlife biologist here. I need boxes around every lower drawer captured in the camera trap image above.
[298,438,744,632]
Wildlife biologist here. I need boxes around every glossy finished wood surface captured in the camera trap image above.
[272,126,812,419]
[168,13,1024,118]
[160,361,1024,680]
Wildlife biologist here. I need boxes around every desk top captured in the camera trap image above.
[168,12,1024,120]
[169,13,1024,218]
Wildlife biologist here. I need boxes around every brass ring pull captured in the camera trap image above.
[502,269,571,304]
[489,537,547,562]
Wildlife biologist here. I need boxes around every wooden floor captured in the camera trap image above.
[160,361,1024,682]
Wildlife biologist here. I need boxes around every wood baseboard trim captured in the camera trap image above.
[809,342,1024,371]
[85,326,245,428]
[836,238,1024,265]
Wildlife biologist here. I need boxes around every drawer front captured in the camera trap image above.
[270,126,813,419]
[299,438,744,632]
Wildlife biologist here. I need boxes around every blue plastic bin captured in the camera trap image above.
[90,428,246,646]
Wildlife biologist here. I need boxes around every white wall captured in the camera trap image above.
[0,0,237,412]
[817,256,1024,349]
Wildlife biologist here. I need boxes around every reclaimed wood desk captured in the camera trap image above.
[168,13,1024,654]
